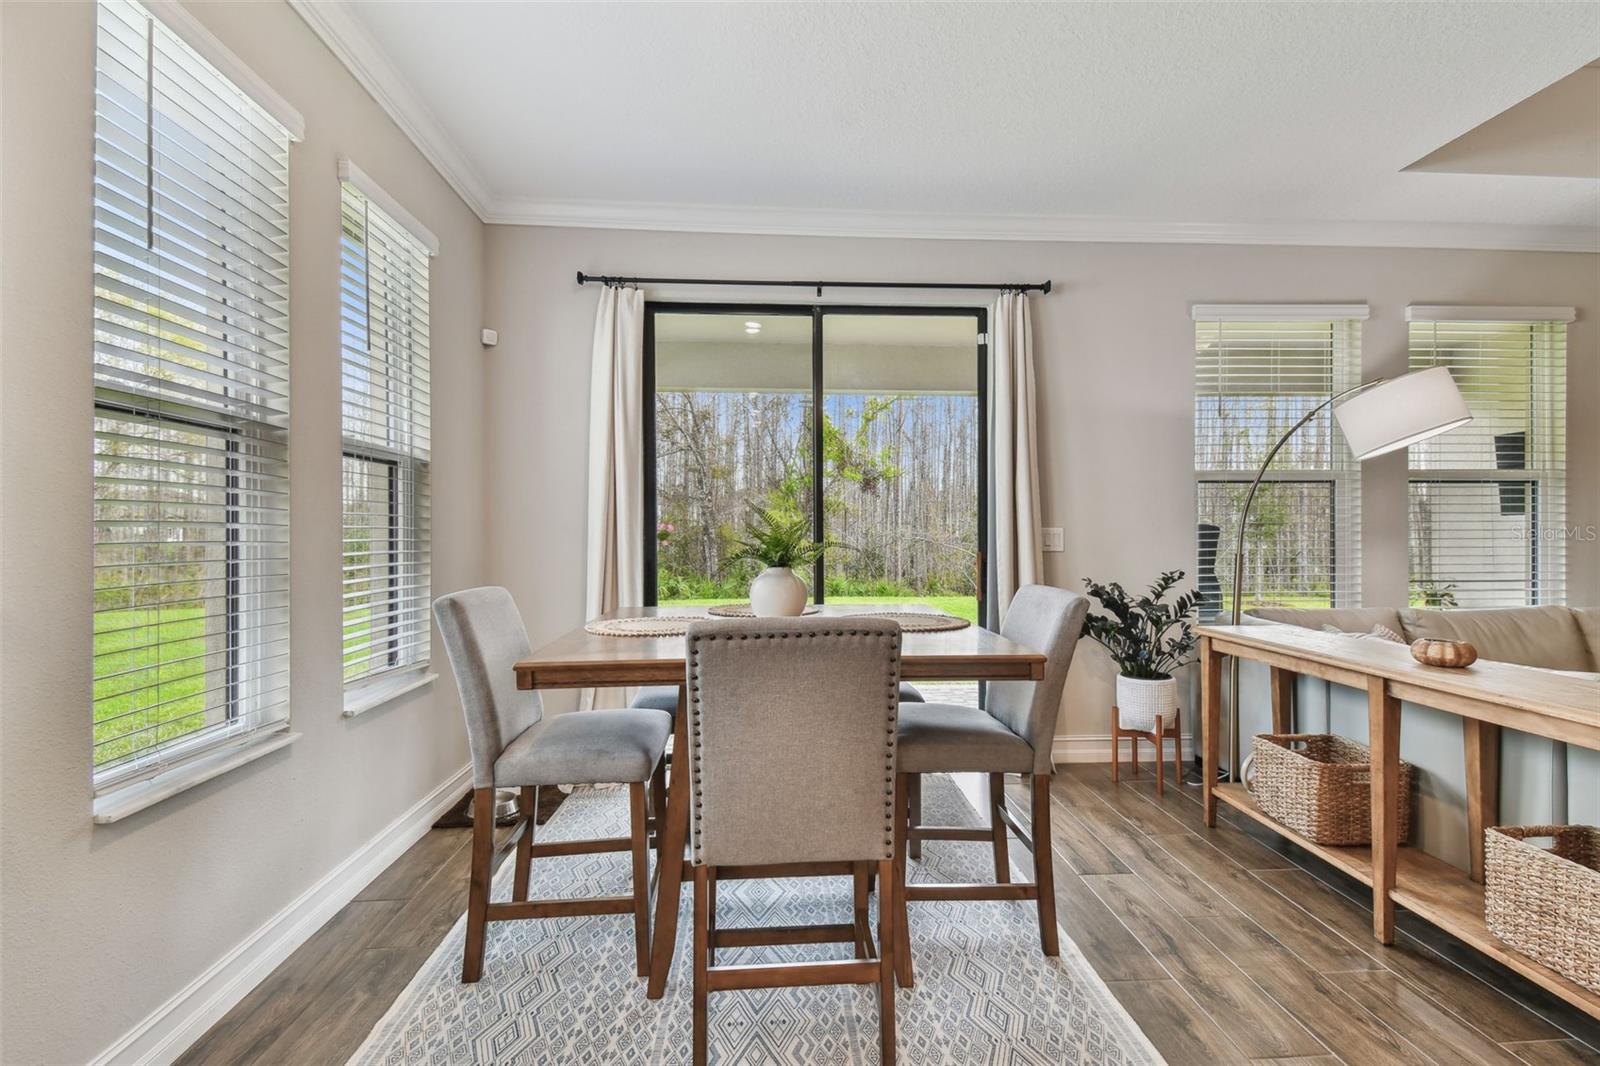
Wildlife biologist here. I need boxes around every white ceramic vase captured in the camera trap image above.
[749,566,808,617]
[1116,674,1178,731]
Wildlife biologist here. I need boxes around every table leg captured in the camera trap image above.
[1270,666,1294,734]
[647,685,692,999]
[1201,637,1220,826]
[1368,676,1400,944]
[1464,719,1500,884]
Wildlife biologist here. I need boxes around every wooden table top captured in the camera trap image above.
[516,604,1046,690]
[1200,623,1599,727]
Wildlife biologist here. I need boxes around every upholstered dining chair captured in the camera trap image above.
[433,587,672,983]
[892,583,1088,987]
[685,617,902,1066]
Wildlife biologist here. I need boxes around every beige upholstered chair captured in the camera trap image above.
[434,587,671,983]
[892,583,1088,987]
[685,617,902,1066]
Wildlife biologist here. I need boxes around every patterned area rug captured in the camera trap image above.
[350,775,1163,1065]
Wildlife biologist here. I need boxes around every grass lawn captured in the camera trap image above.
[93,604,212,767]
[661,594,979,623]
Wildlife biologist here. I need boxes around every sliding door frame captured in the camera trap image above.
[643,301,988,621]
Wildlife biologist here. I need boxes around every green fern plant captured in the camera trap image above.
[724,503,830,572]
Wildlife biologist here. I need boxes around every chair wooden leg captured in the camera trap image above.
[893,774,914,988]
[907,773,923,861]
[853,862,871,959]
[706,868,718,968]
[693,866,709,1066]
[630,782,651,977]
[513,786,536,902]
[877,857,897,1066]
[649,758,668,854]
[989,772,1011,884]
[462,787,495,983]
[1031,774,1059,956]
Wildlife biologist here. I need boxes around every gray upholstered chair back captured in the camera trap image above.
[433,587,544,788]
[988,584,1089,773]
[686,617,901,868]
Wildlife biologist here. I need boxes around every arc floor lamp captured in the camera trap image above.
[1223,364,1472,777]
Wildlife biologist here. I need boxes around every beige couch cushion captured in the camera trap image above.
[1575,609,1600,669]
[1246,606,1404,634]
[1399,606,1596,672]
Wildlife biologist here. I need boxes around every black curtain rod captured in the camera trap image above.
[576,271,1051,295]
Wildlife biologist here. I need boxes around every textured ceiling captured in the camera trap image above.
[323,1,1600,244]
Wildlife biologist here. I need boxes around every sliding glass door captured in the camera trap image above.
[645,305,986,621]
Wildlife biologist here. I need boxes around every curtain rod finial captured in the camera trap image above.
[576,271,588,285]
[1041,280,1052,294]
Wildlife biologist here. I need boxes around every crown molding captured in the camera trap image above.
[289,0,492,219]
[291,2,1598,254]
[487,198,1600,253]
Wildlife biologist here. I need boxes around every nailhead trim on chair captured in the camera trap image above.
[687,625,901,864]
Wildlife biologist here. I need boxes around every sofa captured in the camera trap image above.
[1234,605,1600,872]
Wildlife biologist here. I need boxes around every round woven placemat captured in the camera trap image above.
[583,616,694,638]
[706,603,820,617]
[859,611,970,632]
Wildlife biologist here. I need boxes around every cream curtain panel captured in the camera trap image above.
[986,291,1043,627]
[583,284,645,709]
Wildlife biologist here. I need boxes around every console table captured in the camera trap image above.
[1198,623,1600,1019]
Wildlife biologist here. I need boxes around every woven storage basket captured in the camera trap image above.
[1484,825,1600,994]
[1245,734,1412,846]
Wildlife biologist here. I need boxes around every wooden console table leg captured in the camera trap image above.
[1368,676,1400,945]
[1201,637,1220,826]
[1270,666,1294,734]
[1464,719,1501,884]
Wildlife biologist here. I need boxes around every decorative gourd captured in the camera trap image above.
[1410,638,1478,669]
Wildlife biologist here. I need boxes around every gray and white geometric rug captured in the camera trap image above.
[349,774,1164,1065]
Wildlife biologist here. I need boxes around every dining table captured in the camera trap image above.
[513,603,1047,998]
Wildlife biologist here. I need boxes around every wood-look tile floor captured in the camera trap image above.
[178,765,1600,1066]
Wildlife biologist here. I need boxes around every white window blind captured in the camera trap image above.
[1407,309,1570,607]
[1193,308,1365,620]
[93,0,292,786]
[340,175,432,689]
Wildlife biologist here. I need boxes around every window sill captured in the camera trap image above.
[93,729,301,825]
[343,669,438,719]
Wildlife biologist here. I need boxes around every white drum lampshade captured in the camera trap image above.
[1332,366,1472,460]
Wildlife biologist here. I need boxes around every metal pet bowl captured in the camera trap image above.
[467,788,524,825]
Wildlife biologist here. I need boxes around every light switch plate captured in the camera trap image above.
[1041,527,1064,552]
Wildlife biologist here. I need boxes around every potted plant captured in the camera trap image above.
[726,503,828,616]
[1082,570,1200,731]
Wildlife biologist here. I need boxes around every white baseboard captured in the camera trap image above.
[90,764,472,1066]
[1052,733,1194,764]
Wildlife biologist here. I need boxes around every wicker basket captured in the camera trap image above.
[1484,825,1600,994]
[1245,734,1413,846]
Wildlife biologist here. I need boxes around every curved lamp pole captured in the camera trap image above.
[1223,366,1472,781]
[1224,379,1385,780]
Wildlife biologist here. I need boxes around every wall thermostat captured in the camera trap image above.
[480,328,498,347]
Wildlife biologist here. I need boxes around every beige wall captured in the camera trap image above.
[483,226,1598,727]
[0,2,485,1062]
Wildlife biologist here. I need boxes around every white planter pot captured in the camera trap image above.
[1116,674,1178,731]
[749,566,808,617]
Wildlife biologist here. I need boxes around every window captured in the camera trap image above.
[645,306,986,623]
[1193,306,1367,619]
[93,0,295,788]
[1407,308,1570,607]
[339,165,435,695]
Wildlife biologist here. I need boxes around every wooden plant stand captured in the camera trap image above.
[1110,704,1181,795]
